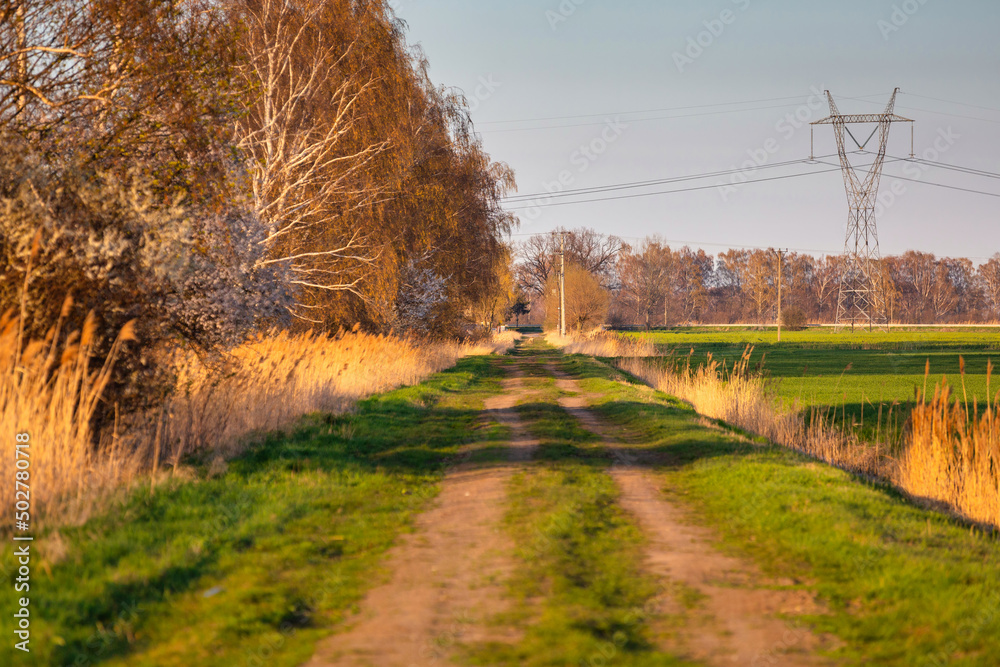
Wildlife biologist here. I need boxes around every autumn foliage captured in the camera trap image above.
[0,0,516,349]
[0,1,518,527]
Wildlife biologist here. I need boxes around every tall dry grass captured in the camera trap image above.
[0,299,138,528]
[899,363,1000,527]
[547,329,656,357]
[148,328,518,464]
[2,305,517,532]
[616,348,887,478]
[608,333,999,529]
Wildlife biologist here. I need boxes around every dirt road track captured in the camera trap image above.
[305,371,535,666]
[551,368,839,666]
[306,348,838,666]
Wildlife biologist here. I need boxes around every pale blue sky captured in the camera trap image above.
[394,0,1000,260]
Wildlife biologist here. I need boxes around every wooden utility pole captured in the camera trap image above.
[776,248,787,342]
[559,232,566,337]
[15,0,27,116]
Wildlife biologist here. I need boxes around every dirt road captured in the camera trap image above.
[306,341,837,666]
[551,367,839,666]
[305,370,538,666]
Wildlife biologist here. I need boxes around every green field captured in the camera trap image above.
[624,327,1000,442]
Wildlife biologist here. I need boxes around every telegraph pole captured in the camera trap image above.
[559,232,566,337]
[15,1,27,116]
[776,248,787,343]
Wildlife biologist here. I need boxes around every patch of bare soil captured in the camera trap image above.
[304,368,537,666]
[548,367,841,666]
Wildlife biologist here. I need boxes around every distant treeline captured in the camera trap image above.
[515,229,1000,326]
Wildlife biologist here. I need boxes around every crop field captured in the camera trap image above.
[624,327,1000,441]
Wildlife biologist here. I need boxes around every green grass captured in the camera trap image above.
[12,337,1000,665]
[0,356,507,667]
[458,349,687,666]
[458,340,688,665]
[625,326,1000,440]
[568,350,1000,666]
[462,466,686,666]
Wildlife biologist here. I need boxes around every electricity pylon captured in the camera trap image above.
[811,88,914,332]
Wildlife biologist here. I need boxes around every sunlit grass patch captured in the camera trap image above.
[564,351,1000,666]
[0,357,506,667]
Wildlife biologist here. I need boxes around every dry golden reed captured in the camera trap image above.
[547,329,656,357]
[153,328,518,462]
[0,300,138,528]
[598,334,998,529]
[899,363,1000,527]
[2,305,517,531]
[615,348,886,478]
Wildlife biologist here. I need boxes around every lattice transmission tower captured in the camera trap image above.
[811,88,914,332]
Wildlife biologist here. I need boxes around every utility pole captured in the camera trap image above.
[811,88,914,332]
[15,1,27,117]
[559,232,566,337]
[776,248,787,343]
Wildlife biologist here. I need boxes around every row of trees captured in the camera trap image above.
[1,1,516,408]
[514,229,1000,328]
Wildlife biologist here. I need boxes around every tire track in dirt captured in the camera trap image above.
[304,364,538,666]
[547,365,840,667]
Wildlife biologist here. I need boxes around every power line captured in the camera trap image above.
[502,154,839,203]
[840,95,1000,126]
[505,156,898,208]
[479,101,817,134]
[504,153,1000,211]
[898,105,1000,126]
[813,159,1000,199]
[904,157,1000,181]
[508,158,1000,211]
[476,94,812,126]
[904,92,1000,116]
[503,162,849,210]
[888,173,1000,199]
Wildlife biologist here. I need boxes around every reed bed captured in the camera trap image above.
[599,331,999,529]
[151,328,518,463]
[0,301,138,528]
[2,306,517,531]
[899,363,1000,527]
[615,348,888,478]
[547,329,656,357]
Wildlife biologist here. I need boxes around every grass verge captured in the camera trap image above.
[568,352,1000,666]
[0,356,506,667]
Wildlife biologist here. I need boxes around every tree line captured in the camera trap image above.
[1,0,516,410]
[514,230,1000,327]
